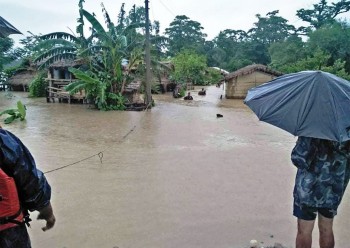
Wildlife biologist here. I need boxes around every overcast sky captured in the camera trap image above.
[1,0,350,45]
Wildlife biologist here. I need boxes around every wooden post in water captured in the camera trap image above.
[144,0,152,108]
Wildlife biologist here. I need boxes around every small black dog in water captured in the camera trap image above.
[216,114,223,118]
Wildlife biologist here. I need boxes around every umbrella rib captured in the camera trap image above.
[325,80,340,141]
[293,74,316,135]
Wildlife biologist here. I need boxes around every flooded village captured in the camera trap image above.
[2,1,350,248]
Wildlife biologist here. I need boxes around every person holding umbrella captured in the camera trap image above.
[291,137,350,248]
[245,71,350,248]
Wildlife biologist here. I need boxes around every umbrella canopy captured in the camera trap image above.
[244,70,350,142]
[0,16,22,38]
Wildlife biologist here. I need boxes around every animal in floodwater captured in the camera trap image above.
[217,114,223,118]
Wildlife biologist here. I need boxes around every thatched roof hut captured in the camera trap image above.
[49,59,78,69]
[7,69,37,92]
[123,81,142,103]
[224,64,283,99]
[225,64,282,81]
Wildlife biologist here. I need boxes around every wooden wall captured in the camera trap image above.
[225,71,277,99]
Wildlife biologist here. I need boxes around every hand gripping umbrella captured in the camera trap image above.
[244,71,350,142]
[0,16,22,38]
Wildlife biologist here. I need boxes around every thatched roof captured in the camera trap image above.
[7,70,37,86]
[49,59,81,68]
[225,64,283,80]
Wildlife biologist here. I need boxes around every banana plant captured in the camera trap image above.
[33,1,92,69]
[80,8,140,94]
[65,67,107,109]
[33,3,146,110]
[0,101,26,124]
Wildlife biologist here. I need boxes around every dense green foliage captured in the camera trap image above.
[171,50,207,85]
[0,37,15,71]
[29,71,47,97]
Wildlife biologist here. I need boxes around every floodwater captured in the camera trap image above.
[1,86,350,248]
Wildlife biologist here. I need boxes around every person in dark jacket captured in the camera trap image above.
[198,88,206,95]
[291,136,350,248]
[0,128,55,248]
[184,92,193,100]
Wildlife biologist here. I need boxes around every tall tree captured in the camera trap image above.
[269,35,306,71]
[165,15,207,56]
[126,5,146,27]
[307,21,350,72]
[210,29,248,69]
[296,0,350,29]
[248,10,296,45]
[12,34,40,60]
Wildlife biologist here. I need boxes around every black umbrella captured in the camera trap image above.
[0,16,22,38]
[244,71,350,142]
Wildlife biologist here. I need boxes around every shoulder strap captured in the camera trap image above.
[0,208,23,225]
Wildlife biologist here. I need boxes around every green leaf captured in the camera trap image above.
[82,10,109,41]
[37,52,77,69]
[68,68,101,85]
[33,39,76,52]
[64,80,87,94]
[39,32,79,43]
[34,47,77,63]
[122,23,145,35]
[17,101,26,120]
[4,115,16,124]
[0,109,17,116]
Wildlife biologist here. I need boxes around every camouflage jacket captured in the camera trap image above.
[291,137,350,208]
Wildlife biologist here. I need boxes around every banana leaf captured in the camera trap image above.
[39,32,79,43]
[17,101,26,120]
[82,10,108,40]
[0,109,16,116]
[4,115,16,124]
[68,68,101,85]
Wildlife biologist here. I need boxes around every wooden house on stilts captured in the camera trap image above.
[46,59,86,103]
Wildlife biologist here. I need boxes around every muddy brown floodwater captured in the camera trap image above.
[1,86,350,248]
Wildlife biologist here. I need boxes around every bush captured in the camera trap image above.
[29,71,47,97]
